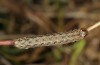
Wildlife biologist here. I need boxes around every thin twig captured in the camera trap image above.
[87,21,100,31]
[0,40,14,46]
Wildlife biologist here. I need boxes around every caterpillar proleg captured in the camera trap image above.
[14,29,87,49]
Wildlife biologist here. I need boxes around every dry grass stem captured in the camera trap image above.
[87,21,100,31]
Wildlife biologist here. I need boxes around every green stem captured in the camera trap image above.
[55,0,64,32]
[69,40,86,65]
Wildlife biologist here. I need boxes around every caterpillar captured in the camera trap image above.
[14,29,87,49]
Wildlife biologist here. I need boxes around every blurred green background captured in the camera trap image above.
[0,0,100,65]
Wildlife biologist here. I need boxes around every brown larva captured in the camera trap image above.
[0,22,99,49]
[14,29,87,49]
